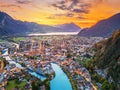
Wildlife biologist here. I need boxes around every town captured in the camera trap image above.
[0,36,103,90]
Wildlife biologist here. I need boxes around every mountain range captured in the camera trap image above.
[78,13,120,37]
[87,29,120,89]
[0,12,81,36]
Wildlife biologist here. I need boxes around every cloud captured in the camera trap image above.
[15,0,32,4]
[51,0,91,16]
[46,16,55,19]
[50,0,108,20]
[66,13,74,17]
[67,0,79,10]
[58,1,66,4]
[0,2,21,9]
[51,3,67,10]
[73,9,88,13]
[54,14,65,16]
[77,16,87,19]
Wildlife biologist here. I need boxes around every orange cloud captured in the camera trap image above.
[0,0,120,28]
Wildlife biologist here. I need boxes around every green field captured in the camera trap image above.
[6,79,27,90]
[11,37,26,43]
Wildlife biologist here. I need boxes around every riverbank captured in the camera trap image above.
[50,63,72,90]
[62,67,78,90]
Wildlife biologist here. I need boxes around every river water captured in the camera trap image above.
[50,63,72,90]
[28,63,72,90]
[5,56,72,90]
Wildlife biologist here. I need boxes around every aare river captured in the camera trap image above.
[50,63,72,90]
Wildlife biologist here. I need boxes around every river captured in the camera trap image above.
[5,55,72,90]
[50,63,72,90]
[28,63,72,90]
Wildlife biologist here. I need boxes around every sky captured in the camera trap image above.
[0,0,120,28]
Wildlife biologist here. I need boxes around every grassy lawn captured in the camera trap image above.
[12,37,26,43]
[6,79,27,90]
[24,75,31,81]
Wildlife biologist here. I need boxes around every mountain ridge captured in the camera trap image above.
[78,13,120,37]
[86,29,120,89]
[0,11,81,36]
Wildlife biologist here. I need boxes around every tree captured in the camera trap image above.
[102,80,112,90]
[67,53,72,58]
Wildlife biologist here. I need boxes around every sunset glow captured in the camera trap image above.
[0,0,120,28]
